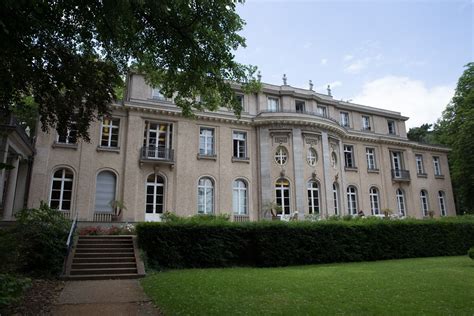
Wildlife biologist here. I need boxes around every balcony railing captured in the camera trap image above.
[257,109,341,126]
[391,169,410,181]
[141,146,174,162]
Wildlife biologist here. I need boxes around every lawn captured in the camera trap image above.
[141,256,474,315]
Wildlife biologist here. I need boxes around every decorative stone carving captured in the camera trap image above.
[274,136,288,144]
[305,137,319,145]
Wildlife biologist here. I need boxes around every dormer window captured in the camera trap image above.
[340,112,350,127]
[152,87,165,100]
[267,97,280,112]
[362,116,371,131]
[388,120,396,135]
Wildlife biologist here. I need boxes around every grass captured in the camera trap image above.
[141,256,474,315]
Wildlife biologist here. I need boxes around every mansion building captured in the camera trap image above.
[25,73,455,222]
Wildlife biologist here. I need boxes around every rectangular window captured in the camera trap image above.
[366,148,376,170]
[344,145,355,168]
[433,156,442,176]
[152,87,165,100]
[267,97,280,112]
[416,154,425,174]
[362,116,371,131]
[143,121,173,159]
[57,123,78,144]
[295,100,305,113]
[388,120,396,135]
[340,112,350,127]
[236,94,244,110]
[317,106,327,117]
[100,118,120,148]
[233,131,247,159]
[199,127,215,156]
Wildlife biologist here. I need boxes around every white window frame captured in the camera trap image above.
[307,147,317,166]
[275,178,291,215]
[433,156,442,176]
[307,181,320,215]
[100,117,120,148]
[340,112,350,127]
[344,145,355,168]
[420,190,429,217]
[388,120,396,135]
[146,174,165,215]
[362,116,371,130]
[199,127,215,156]
[396,189,406,217]
[295,100,305,113]
[57,123,78,144]
[438,191,447,216]
[233,179,248,215]
[143,121,173,159]
[49,168,74,211]
[347,186,358,215]
[317,106,327,117]
[369,187,380,215]
[232,131,247,159]
[366,148,376,170]
[333,183,339,215]
[275,146,288,165]
[416,154,425,174]
[267,97,280,112]
[198,177,214,214]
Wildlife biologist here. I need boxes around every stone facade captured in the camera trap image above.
[27,73,455,221]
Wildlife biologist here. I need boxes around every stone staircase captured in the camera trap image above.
[63,235,145,280]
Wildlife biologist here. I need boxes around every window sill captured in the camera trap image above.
[361,128,374,133]
[232,157,250,163]
[197,153,217,160]
[52,142,78,149]
[96,146,120,153]
[344,166,358,172]
[417,173,428,178]
[367,168,379,173]
[435,174,445,179]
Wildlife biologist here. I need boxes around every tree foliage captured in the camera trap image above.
[0,0,258,140]
[407,123,435,143]
[434,63,474,214]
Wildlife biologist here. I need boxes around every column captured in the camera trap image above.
[259,127,272,218]
[321,132,333,219]
[292,128,306,220]
[3,156,20,220]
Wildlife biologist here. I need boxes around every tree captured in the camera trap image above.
[407,123,434,143]
[434,63,474,214]
[0,0,258,141]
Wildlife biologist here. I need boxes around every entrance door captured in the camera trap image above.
[145,174,165,221]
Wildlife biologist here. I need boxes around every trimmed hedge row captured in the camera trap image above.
[136,219,474,269]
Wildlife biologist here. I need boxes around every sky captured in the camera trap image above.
[234,0,473,128]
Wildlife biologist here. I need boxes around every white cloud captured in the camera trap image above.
[343,55,354,61]
[352,76,454,128]
[320,58,328,65]
[344,57,370,74]
[303,42,312,49]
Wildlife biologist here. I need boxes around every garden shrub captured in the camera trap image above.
[137,219,474,269]
[78,224,135,235]
[13,202,70,276]
[469,247,474,260]
[0,274,31,309]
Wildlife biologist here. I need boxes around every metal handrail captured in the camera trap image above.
[141,146,174,161]
[63,213,78,275]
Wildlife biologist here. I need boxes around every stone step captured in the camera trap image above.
[76,243,133,249]
[71,262,137,269]
[70,267,138,275]
[77,239,133,245]
[74,252,135,258]
[65,273,144,281]
[78,236,133,240]
[73,257,136,263]
[75,248,134,253]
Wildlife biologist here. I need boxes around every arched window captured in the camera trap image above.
[369,187,380,215]
[146,174,165,215]
[307,148,317,166]
[307,181,320,215]
[333,183,340,215]
[233,179,247,215]
[275,178,290,215]
[198,177,214,214]
[396,189,406,217]
[50,168,74,211]
[275,146,288,165]
[347,186,358,215]
[95,171,116,212]
[438,191,447,216]
[420,190,429,217]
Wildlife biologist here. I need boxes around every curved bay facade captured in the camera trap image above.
[27,74,455,221]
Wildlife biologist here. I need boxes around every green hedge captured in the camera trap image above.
[136,219,474,269]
